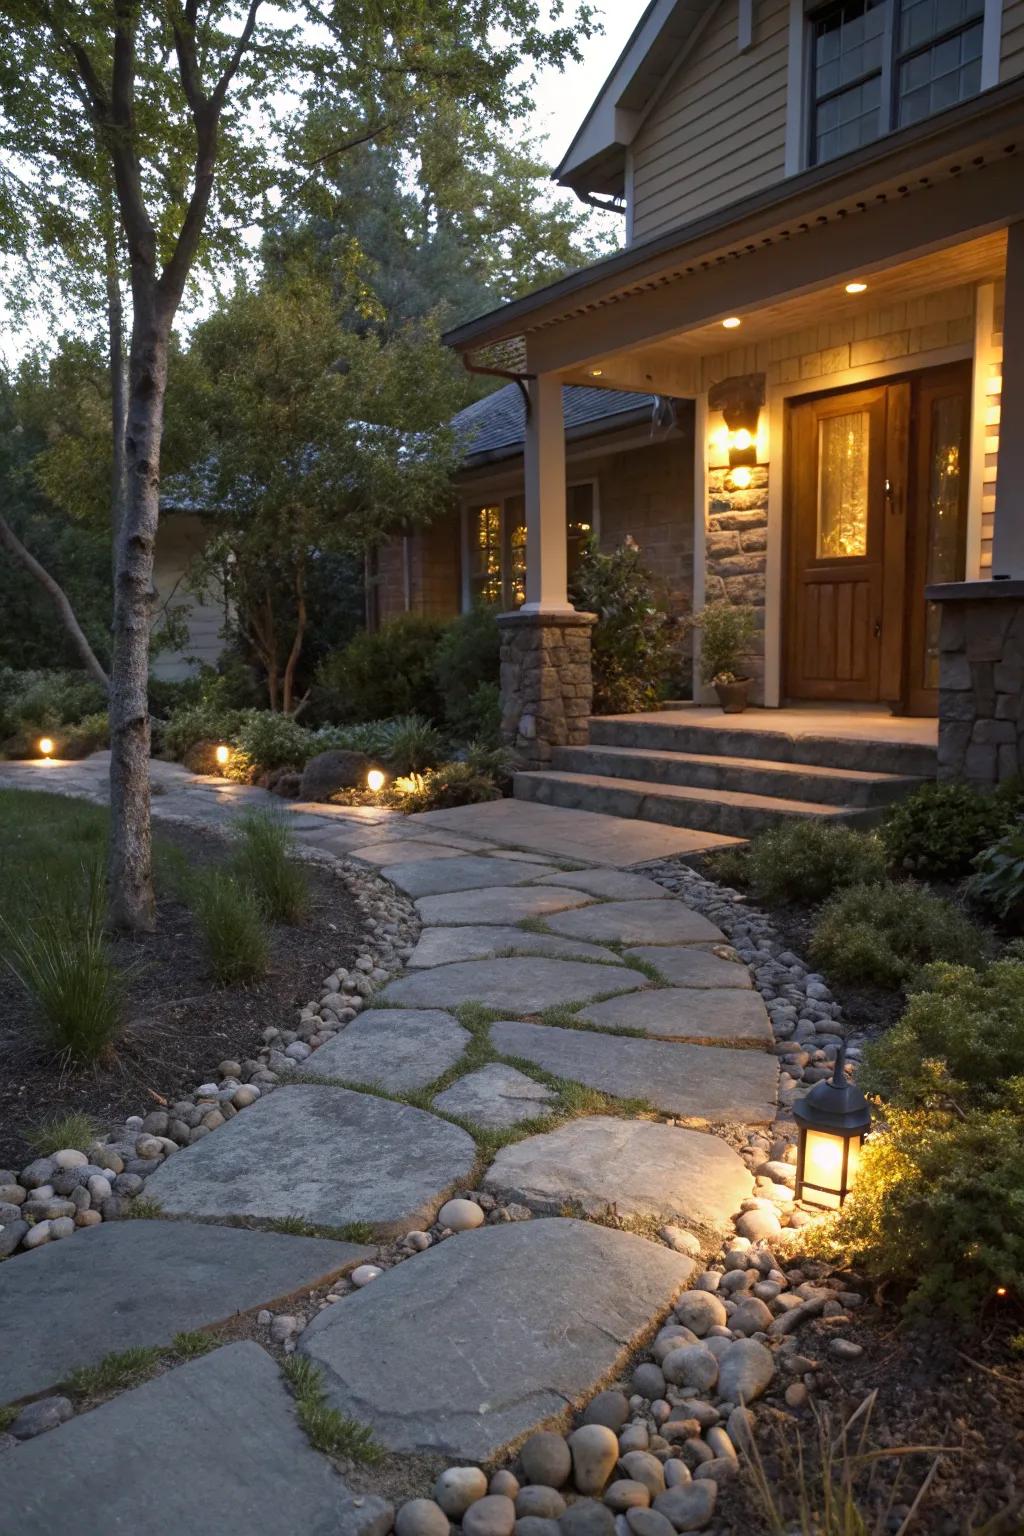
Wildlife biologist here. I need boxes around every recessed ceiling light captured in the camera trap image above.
[722,316,741,330]
[589,367,604,378]
[845,281,868,294]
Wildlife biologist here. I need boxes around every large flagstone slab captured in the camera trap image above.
[0,1220,369,1405]
[10,1343,391,1536]
[483,1117,753,1230]
[433,1064,558,1128]
[416,885,595,927]
[301,1009,469,1090]
[407,924,625,969]
[146,1085,476,1235]
[381,854,559,897]
[490,1021,778,1125]
[377,956,648,1013]
[576,988,772,1046]
[544,899,724,946]
[625,945,752,989]
[299,1217,693,1460]
[535,869,671,901]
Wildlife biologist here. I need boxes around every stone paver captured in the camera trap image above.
[299,1217,693,1459]
[146,1085,476,1235]
[535,869,671,901]
[381,854,559,898]
[9,1343,390,1536]
[346,838,473,864]
[490,1021,778,1125]
[544,899,724,946]
[625,945,752,989]
[576,988,773,1046]
[483,1117,753,1230]
[377,956,648,1013]
[406,925,625,969]
[433,1064,558,1128]
[301,1009,469,1090]
[415,885,596,927]
[0,1221,369,1405]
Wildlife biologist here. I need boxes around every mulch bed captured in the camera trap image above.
[0,824,364,1170]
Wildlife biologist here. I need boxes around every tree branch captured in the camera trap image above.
[0,513,110,689]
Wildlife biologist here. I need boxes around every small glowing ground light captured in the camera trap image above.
[38,737,55,761]
[366,768,387,794]
[215,744,231,768]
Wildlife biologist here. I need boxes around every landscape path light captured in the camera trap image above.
[793,1045,871,1210]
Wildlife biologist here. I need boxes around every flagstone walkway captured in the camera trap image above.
[0,754,777,1533]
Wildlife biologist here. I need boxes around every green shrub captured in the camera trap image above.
[227,710,316,778]
[189,870,269,984]
[316,616,447,723]
[232,810,310,925]
[862,957,1024,1112]
[432,606,501,734]
[805,1103,1024,1319]
[881,780,1011,879]
[0,668,107,737]
[376,714,446,774]
[967,824,1024,928]
[689,601,758,686]
[809,880,985,989]
[569,538,675,714]
[61,711,109,758]
[463,739,516,794]
[732,820,888,906]
[395,761,503,814]
[0,859,125,1061]
[162,698,244,760]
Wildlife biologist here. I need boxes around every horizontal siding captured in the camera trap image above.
[631,0,790,241]
[1002,0,1024,79]
[151,514,228,680]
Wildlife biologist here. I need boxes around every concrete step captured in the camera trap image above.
[589,717,937,777]
[551,744,924,808]
[515,770,881,838]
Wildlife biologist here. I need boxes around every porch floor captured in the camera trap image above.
[601,704,938,750]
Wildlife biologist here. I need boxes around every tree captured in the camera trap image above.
[0,0,595,931]
[175,265,462,712]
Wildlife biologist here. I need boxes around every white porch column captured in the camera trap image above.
[522,372,572,612]
[993,221,1024,578]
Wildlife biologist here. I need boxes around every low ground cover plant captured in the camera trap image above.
[708,820,888,906]
[393,760,504,813]
[967,824,1024,930]
[809,880,984,989]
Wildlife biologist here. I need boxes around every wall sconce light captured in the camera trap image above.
[793,1047,871,1210]
[366,768,386,794]
[728,465,753,490]
[215,744,231,768]
[38,736,55,761]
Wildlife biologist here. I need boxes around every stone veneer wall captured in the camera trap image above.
[936,588,1024,784]
[498,611,596,771]
[704,464,769,702]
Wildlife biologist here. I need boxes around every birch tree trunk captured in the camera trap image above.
[105,221,128,576]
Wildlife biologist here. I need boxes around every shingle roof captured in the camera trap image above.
[452,383,656,465]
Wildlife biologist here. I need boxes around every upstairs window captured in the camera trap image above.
[810,0,985,165]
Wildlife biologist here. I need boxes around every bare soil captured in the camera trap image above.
[0,824,363,1170]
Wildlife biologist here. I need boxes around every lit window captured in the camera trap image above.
[466,485,596,608]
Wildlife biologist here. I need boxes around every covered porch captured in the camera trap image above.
[445,81,1024,786]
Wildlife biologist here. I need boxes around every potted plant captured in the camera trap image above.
[690,602,757,713]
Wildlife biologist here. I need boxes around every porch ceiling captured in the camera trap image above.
[559,230,1007,396]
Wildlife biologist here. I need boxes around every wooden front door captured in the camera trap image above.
[787,383,909,703]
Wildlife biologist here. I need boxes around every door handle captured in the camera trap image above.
[884,478,902,513]
[873,619,882,640]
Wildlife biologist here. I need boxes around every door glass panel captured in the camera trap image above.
[921,394,965,688]
[817,411,870,558]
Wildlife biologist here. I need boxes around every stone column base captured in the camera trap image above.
[929,580,1024,785]
[498,610,597,771]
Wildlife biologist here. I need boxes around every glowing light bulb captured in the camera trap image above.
[722,316,741,330]
[845,281,868,294]
[732,428,754,451]
[38,737,54,759]
[730,466,753,489]
[215,744,230,767]
[367,768,386,793]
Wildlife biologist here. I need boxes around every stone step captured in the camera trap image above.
[514,769,879,838]
[588,716,938,776]
[552,743,924,807]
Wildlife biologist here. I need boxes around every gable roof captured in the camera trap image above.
[452,383,658,467]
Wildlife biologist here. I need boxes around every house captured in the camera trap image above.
[438,0,1024,809]
[150,509,230,682]
[368,384,694,629]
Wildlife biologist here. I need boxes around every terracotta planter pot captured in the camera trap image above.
[713,677,753,713]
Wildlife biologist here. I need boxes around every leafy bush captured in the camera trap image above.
[227,710,317,778]
[0,859,125,1061]
[162,697,244,760]
[316,616,447,723]
[376,714,445,775]
[0,668,107,737]
[569,538,675,714]
[862,957,1024,1112]
[60,711,110,758]
[689,602,758,686]
[809,881,985,989]
[723,820,888,906]
[189,870,269,984]
[805,1103,1024,1318]
[463,739,517,794]
[881,780,1012,879]
[967,824,1024,929]
[394,761,503,814]
[432,606,501,734]
[232,810,310,925]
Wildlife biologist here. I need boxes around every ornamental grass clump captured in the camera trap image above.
[190,869,269,985]
[809,880,985,989]
[232,809,310,925]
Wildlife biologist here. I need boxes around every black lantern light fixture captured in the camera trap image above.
[793,1046,871,1210]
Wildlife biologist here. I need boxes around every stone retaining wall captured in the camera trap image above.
[935,587,1024,784]
[498,610,596,771]
[704,465,768,703]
